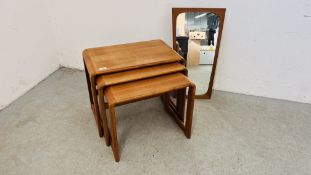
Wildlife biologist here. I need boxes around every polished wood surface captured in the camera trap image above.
[105,73,194,106]
[96,63,185,88]
[172,8,226,99]
[83,40,182,76]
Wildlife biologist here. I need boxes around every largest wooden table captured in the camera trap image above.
[83,40,183,137]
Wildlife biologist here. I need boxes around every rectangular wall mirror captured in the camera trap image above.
[172,8,226,99]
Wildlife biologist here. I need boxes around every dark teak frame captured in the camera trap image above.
[172,8,226,99]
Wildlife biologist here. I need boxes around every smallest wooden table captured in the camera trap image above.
[101,73,195,162]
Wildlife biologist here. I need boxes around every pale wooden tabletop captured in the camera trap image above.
[83,40,182,77]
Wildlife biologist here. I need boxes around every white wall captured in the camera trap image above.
[49,0,311,104]
[0,0,59,109]
[213,0,311,104]
[1,0,311,109]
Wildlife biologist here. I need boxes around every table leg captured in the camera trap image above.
[185,86,195,138]
[84,62,104,138]
[176,69,188,121]
[90,78,104,137]
[98,88,111,146]
[83,62,93,107]
[176,88,186,121]
[108,106,120,162]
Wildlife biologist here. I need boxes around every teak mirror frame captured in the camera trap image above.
[172,8,226,99]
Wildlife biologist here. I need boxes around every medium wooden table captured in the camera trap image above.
[83,40,183,137]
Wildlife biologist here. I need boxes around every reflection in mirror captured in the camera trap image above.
[176,12,219,95]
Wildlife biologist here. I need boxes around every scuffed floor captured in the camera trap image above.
[0,68,310,175]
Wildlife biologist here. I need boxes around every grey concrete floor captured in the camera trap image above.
[1,68,311,175]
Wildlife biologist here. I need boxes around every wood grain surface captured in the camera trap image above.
[83,40,182,76]
[96,63,185,88]
[105,73,195,106]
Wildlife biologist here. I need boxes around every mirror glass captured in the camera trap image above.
[175,12,219,95]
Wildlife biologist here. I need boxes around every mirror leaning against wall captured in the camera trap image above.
[172,8,226,99]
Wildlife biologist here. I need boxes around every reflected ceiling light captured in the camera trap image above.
[195,13,207,19]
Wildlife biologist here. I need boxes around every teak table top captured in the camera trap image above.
[83,40,182,77]
[105,73,194,106]
[96,63,185,88]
